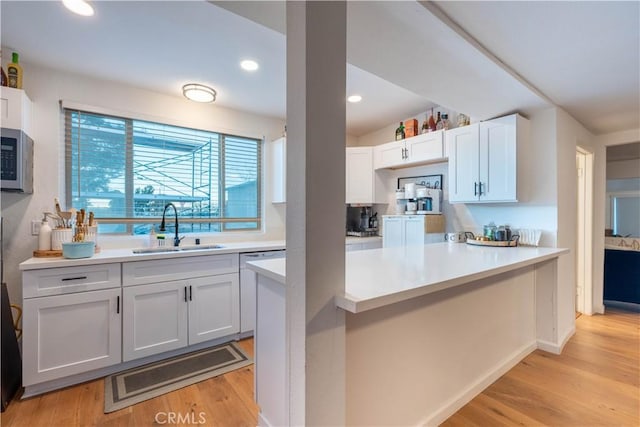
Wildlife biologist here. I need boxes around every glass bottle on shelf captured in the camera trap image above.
[428,109,437,131]
[421,115,429,134]
[434,112,442,130]
[438,113,451,130]
[395,122,405,141]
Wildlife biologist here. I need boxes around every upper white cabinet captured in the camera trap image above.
[0,86,32,136]
[373,130,445,170]
[346,147,386,204]
[271,137,286,203]
[448,114,528,203]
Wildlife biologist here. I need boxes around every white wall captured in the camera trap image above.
[590,129,640,312]
[555,108,594,334]
[0,62,286,305]
[606,158,640,179]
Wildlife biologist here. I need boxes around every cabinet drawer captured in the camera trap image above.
[23,264,121,299]
[123,253,239,286]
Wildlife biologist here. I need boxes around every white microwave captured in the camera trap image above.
[1,128,33,193]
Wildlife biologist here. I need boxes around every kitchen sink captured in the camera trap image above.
[179,244,225,251]
[132,244,224,254]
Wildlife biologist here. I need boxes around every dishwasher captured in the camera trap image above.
[239,250,286,336]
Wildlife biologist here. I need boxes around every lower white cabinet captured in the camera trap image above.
[188,274,239,344]
[22,288,122,386]
[122,280,188,361]
[123,273,239,362]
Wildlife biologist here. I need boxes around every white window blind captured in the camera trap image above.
[65,109,261,234]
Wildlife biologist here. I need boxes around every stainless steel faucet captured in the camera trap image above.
[159,202,183,247]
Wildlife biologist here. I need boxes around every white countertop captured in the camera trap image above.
[19,236,382,270]
[245,242,568,314]
[19,240,286,270]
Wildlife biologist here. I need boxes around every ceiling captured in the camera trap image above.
[1,1,638,137]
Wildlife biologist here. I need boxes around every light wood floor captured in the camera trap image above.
[2,309,638,427]
[0,339,258,427]
[443,308,639,426]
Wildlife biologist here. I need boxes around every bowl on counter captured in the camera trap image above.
[62,241,95,259]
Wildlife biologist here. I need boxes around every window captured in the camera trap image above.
[65,109,262,235]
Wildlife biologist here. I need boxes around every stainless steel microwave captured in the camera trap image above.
[1,128,33,193]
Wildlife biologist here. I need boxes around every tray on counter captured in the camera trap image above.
[466,236,519,247]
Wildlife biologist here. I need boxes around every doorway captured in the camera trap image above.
[576,147,594,314]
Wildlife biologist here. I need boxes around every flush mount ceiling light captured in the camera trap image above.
[62,0,94,16]
[182,84,217,103]
[240,60,259,71]
[347,94,362,103]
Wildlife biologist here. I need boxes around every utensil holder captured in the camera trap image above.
[51,228,73,250]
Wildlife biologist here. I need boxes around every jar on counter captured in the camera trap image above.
[483,223,497,241]
[495,225,507,241]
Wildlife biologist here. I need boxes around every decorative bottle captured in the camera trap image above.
[421,115,429,134]
[428,109,437,131]
[7,52,23,89]
[0,50,7,87]
[395,122,405,141]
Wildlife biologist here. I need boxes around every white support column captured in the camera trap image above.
[286,2,346,426]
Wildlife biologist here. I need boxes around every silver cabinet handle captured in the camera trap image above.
[474,182,478,196]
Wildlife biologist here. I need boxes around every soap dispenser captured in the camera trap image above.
[38,213,52,251]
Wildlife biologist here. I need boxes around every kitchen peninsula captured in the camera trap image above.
[247,242,568,426]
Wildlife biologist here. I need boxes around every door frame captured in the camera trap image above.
[576,146,594,315]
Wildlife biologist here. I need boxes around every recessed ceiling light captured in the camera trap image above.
[347,95,362,103]
[62,0,94,16]
[182,84,217,103]
[240,60,259,71]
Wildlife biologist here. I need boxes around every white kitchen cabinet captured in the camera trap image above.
[346,147,386,204]
[189,273,239,345]
[448,114,528,203]
[271,137,286,203]
[122,280,188,361]
[382,215,445,247]
[122,255,240,361]
[373,131,445,170]
[22,287,121,386]
[0,86,32,135]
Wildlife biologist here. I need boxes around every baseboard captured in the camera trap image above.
[537,326,576,355]
[258,412,272,427]
[420,341,537,427]
[22,334,238,398]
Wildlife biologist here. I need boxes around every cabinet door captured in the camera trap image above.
[373,141,404,169]
[479,116,517,202]
[346,147,374,204]
[404,216,425,247]
[123,281,188,361]
[271,137,286,203]
[405,131,444,166]
[447,123,480,203]
[382,216,404,247]
[22,288,121,386]
[188,274,240,345]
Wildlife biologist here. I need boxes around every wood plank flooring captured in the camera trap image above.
[443,308,639,427]
[0,339,258,427]
[2,309,638,427]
